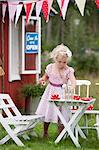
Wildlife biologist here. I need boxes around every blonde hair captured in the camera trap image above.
[50,43,72,61]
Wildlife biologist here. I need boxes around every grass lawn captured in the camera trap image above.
[0,122,99,150]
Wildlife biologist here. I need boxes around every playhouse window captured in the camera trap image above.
[21,16,41,74]
[9,16,41,82]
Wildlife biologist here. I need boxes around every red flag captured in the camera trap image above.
[25,3,34,24]
[42,0,49,22]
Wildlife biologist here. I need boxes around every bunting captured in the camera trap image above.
[61,0,70,20]
[58,0,70,19]
[95,0,99,9]
[75,0,86,16]
[8,2,18,21]
[24,2,35,23]
[60,0,64,17]
[42,0,49,22]
[2,3,7,22]
[36,0,44,18]
[15,3,23,25]
[0,0,88,23]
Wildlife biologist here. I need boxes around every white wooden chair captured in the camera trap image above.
[75,80,91,97]
[72,80,91,110]
[0,94,44,146]
[74,80,99,138]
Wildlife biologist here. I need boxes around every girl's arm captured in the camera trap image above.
[67,67,76,89]
[39,73,49,86]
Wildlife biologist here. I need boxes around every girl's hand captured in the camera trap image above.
[39,78,46,86]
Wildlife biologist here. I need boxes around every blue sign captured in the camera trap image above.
[25,32,39,54]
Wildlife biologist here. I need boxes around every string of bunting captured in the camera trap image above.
[0,0,89,24]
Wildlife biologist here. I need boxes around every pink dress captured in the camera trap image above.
[35,63,75,123]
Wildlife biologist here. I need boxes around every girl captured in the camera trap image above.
[35,44,76,137]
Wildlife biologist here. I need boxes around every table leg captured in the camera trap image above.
[55,124,81,147]
[54,104,81,147]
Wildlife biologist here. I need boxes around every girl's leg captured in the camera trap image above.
[58,117,64,134]
[58,123,64,134]
[43,122,50,137]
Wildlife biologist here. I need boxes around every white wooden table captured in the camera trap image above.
[49,99,96,148]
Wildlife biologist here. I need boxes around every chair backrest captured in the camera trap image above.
[74,80,91,98]
[0,94,21,118]
[71,80,91,110]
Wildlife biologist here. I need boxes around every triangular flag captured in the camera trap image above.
[24,3,35,24]
[42,0,49,22]
[48,0,53,14]
[15,3,23,25]
[8,2,18,21]
[95,0,99,9]
[2,3,7,23]
[61,0,70,20]
[60,0,64,17]
[36,0,44,18]
[75,0,87,16]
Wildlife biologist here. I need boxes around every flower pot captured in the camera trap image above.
[25,96,41,115]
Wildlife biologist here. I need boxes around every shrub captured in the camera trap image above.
[21,84,45,98]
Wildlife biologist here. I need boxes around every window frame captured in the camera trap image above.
[21,16,41,74]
